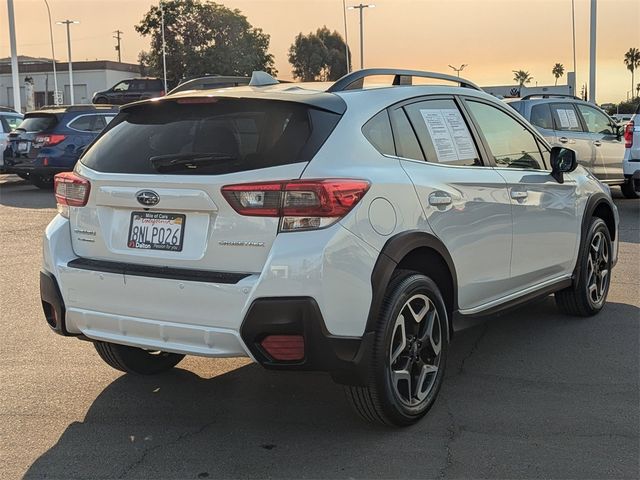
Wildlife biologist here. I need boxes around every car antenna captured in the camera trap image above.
[249,71,279,87]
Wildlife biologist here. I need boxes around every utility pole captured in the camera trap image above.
[160,1,168,92]
[588,0,597,103]
[7,0,21,112]
[57,19,79,104]
[113,30,123,63]
[348,3,375,70]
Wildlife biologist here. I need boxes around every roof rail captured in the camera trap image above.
[327,68,481,93]
[39,104,118,111]
[520,94,582,101]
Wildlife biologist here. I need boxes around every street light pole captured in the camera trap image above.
[7,0,21,112]
[448,64,468,78]
[43,0,59,105]
[342,0,350,73]
[348,4,375,70]
[588,0,596,103]
[57,19,79,105]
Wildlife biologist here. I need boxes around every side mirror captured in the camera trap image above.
[550,146,577,183]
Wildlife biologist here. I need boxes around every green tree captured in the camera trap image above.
[624,47,640,99]
[135,0,276,88]
[552,63,564,86]
[288,26,350,81]
[512,69,533,87]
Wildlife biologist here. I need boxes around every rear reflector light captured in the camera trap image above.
[54,172,90,217]
[260,335,305,361]
[221,179,370,231]
[624,121,634,148]
[35,134,66,146]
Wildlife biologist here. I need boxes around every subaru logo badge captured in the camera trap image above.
[136,190,160,207]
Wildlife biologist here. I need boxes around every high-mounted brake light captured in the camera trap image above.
[221,179,370,231]
[624,121,634,148]
[54,172,90,217]
[35,134,66,147]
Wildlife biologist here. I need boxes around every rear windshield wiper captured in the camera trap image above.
[150,153,237,173]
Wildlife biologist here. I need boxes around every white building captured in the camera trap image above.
[0,56,141,111]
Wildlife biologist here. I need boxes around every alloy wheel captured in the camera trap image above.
[389,294,442,407]
[586,231,610,306]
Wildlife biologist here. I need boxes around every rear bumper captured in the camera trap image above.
[4,165,69,176]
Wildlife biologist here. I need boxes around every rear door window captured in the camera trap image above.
[68,115,100,132]
[389,108,425,161]
[550,103,583,132]
[529,104,554,130]
[81,98,341,175]
[404,98,481,166]
[16,114,57,132]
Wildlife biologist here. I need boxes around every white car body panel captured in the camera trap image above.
[41,79,619,360]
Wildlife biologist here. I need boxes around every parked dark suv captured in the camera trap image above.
[92,78,165,105]
[3,105,118,188]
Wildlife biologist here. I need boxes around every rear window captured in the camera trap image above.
[81,98,341,175]
[17,114,57,132]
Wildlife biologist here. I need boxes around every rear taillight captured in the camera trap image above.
[260,335,305,361]
[35,134,66,146]
[221,179,370,231]
[624,121,634,148]
[54,172,90,217]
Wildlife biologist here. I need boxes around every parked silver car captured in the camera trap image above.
[508,95,635,197]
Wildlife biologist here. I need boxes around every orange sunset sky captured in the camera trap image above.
[1,0,638,103]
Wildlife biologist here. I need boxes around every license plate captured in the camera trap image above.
[17,141,29,153]
[127,212,186,252]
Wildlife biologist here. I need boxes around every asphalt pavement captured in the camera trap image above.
[1,175,638,480]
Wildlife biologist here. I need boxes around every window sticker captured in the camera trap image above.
[556,109,570,128]
[420,108,477,163]
[556,108,580,130]
[565,109,580,129]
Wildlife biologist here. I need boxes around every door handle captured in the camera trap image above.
[428,191,452,206]
[593,140,602,147]
[510,190,528,200]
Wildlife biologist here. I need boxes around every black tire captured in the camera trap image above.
[620,180,639,199]
[93,341,185,375]
[345,270,449,426]
[30,174,54,189]
[555,217,612,316]
[93,96,109,105]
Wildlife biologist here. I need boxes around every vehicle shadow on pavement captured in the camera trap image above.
[23,298,640,479]
[0,183,56,209]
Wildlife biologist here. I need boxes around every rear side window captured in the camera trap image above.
[81,99,341,175]
[529,104,553,130]
[16,114,57,132]
[68,114,105,132]
[550,103,583,132]
[146,80,163,91]
[405,99,481,166]
[3,115,22,130]
[362,110,395,156]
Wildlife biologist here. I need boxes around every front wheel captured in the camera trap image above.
[555,217,612,316]
[345,271,448,426]
[94,341,185,375]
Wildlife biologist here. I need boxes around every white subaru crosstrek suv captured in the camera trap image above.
[41,69,618,426]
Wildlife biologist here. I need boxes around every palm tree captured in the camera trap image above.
[512,70,533,87]
[552,63,565,86]
[624,47,640,99]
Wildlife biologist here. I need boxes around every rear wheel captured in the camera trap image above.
[621,180,639,199]
[345,271,448,426]
[93,341,185,375]
[93,96,109,105]
[556,217,612,316]
[30,174,54,189]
